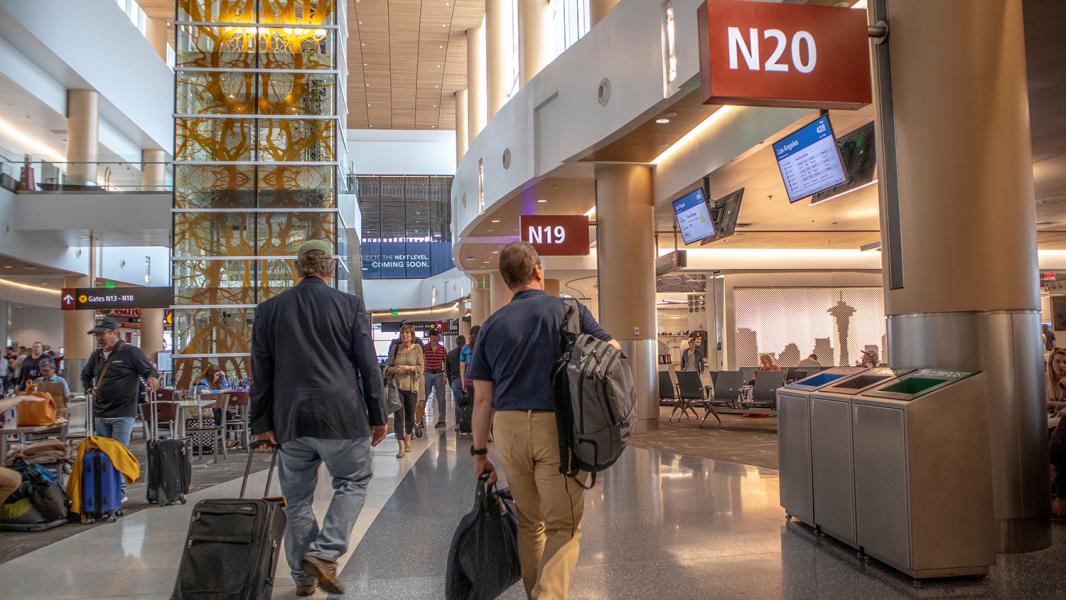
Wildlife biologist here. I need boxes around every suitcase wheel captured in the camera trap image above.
[180,497,187,505]
[106,514,117,523]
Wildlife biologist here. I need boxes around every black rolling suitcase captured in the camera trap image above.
[146,392,191,505]
[171,441,286,600]
[457,389,473,436]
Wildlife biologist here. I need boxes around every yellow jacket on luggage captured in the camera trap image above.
[67,436,140,515]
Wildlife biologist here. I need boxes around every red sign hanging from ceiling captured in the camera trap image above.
[519,215,590,256]
[697,0,872,109]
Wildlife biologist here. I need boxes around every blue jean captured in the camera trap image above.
[94,416,135,447]
[424,372,447,423]
[277,437,373,584]
[449,378,465,419]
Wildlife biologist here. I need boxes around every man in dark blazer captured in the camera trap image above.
[250,239,387,597]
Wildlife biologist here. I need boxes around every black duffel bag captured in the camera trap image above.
[446,474,522,600]
[12,461,67,521]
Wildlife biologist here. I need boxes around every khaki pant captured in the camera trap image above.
[493,410,586,600]
[0,467,20,505]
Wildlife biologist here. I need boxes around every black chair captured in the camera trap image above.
[790,370,808,383]
[709,371,720,388]
[783,367,795,383]
[740,367,757,382]
[676,371,720,426]
[750,371,785,409]
[659,371,682,414]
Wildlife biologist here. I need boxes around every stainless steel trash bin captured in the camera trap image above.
[777,367,866,526]
[808,368,913,547]
[853,369,994,579]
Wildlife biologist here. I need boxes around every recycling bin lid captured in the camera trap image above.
[858,368,979,401]
[817,368,915,395]
[785,367,868,391]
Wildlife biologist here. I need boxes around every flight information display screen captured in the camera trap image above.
[672,186,715,245]
[773,115,848,203]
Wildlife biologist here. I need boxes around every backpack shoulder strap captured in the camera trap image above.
[560,298,581,336]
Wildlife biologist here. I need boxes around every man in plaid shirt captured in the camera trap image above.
[423,330,450,428]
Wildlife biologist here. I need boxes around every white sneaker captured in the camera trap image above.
[121,493,128,504]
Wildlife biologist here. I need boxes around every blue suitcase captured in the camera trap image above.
[81,449,124,523]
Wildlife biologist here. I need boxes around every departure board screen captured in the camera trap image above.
[773,115,848,203]
[672,187,715,245]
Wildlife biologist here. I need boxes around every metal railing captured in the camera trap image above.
[0,157,173,193]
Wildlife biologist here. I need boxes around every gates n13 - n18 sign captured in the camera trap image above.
[697,0,871,109]
[520,215,590,256]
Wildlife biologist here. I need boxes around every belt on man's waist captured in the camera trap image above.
[427,370,444,374]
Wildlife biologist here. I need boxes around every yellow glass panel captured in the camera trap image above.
[175,212,255,257]
[256,211,334,256]
[178,0,256,22]
[176,118,254,162]
[177,70,255,115]
[257,165,334,208]
[176,24,255,69]
[257,119,334,162]
[174,308,253,356]
[175,165,255,209]
[258,259,300,300]
[258,72,334,116]
[258,28,334,70]
[173,260,255,305]
[258,0,334,26]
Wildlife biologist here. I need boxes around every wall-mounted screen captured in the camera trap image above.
[773,115,848,203]
[811,121,877,204]
[672,186,716,245]
[700,188,745,246]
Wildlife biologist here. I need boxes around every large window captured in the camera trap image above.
[357,175,454,279]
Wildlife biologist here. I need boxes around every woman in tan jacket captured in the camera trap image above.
[386,325,424,458]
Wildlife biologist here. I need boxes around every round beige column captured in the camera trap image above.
[141,148,167,191]
[595,165,657,432]
[485,0,511,118]
[876,0,1046,552]
[518,0,552,86]
[589,0,619,27]
[466,25,487,138]
[140,309,164,364]
[62,275,94,392]
[454,89,469,166]
[66,90,99,187]
[470,277,490,327]
[489,272,511,314]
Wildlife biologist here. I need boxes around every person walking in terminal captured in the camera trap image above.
[81,318,159,448]
[385,324,424,458]
[469,241,617,600]
[1046,349,1066,417]
[680,337,705,374]
[447,334,467,431]
[16,342,45,389]
[423,329,449,428]
[250,240,388,597]
[460,325,480,399]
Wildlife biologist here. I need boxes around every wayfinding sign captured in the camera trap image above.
[696,0,871,108]
[520,215,590,256]
[61,287,173,310]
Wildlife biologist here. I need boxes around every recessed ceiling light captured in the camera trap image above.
[358,21,363,24]
[537,199,548,203]
[366,83,370,86]
[363,63,368,66]
[490,219,500,223]
[439,45,444,49]
[655,118,670,124]
[361,42,366,46]
[437,64,441,68]
[435,84,439,88]
[2,265,11,269]
[491,251,498,254]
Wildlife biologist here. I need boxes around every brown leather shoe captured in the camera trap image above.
[302,556,344,594]
[295,579,319,596]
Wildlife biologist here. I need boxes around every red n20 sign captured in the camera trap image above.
[697,0,871,109]
[520,215,590,256]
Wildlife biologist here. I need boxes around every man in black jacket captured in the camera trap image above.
[81,317,159,448]
[250,239,387,597]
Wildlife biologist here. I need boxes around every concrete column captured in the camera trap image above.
[470,277,490,327]
[66,90,99,187]
[141,148,167,191]
[139,309,164,365]
[485,0,511,118]
[589,0,619,27]
[595,165,657,432]
[63,275,94,392]
[454,89,469,166]
[145,17,169,61]
[518,0,552,86]
[489,272,511,314]
[544,278,560,297]
[466,24,487,138]
[875,0,1047,552]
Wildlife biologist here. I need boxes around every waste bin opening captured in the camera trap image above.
[829,374,894,390]
[878,377,945,396]
[795,372,848,387]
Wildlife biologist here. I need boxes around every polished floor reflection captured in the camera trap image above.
[0,427,1063,599]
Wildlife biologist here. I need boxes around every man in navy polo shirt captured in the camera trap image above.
[468,241,616,600]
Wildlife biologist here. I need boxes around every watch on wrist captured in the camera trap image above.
[470,446,488,456]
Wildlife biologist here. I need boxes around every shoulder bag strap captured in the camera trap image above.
[92,342,124,396]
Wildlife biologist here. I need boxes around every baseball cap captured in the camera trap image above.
[297,239,333,258]
[87,317,120,335]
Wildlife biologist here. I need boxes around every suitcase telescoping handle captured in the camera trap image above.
[240,440,280,499]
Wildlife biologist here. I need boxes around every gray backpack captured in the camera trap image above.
[551,299,636,487]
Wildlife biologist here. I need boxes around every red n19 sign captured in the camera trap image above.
[520,215,590,256]
[697,0,871,109]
